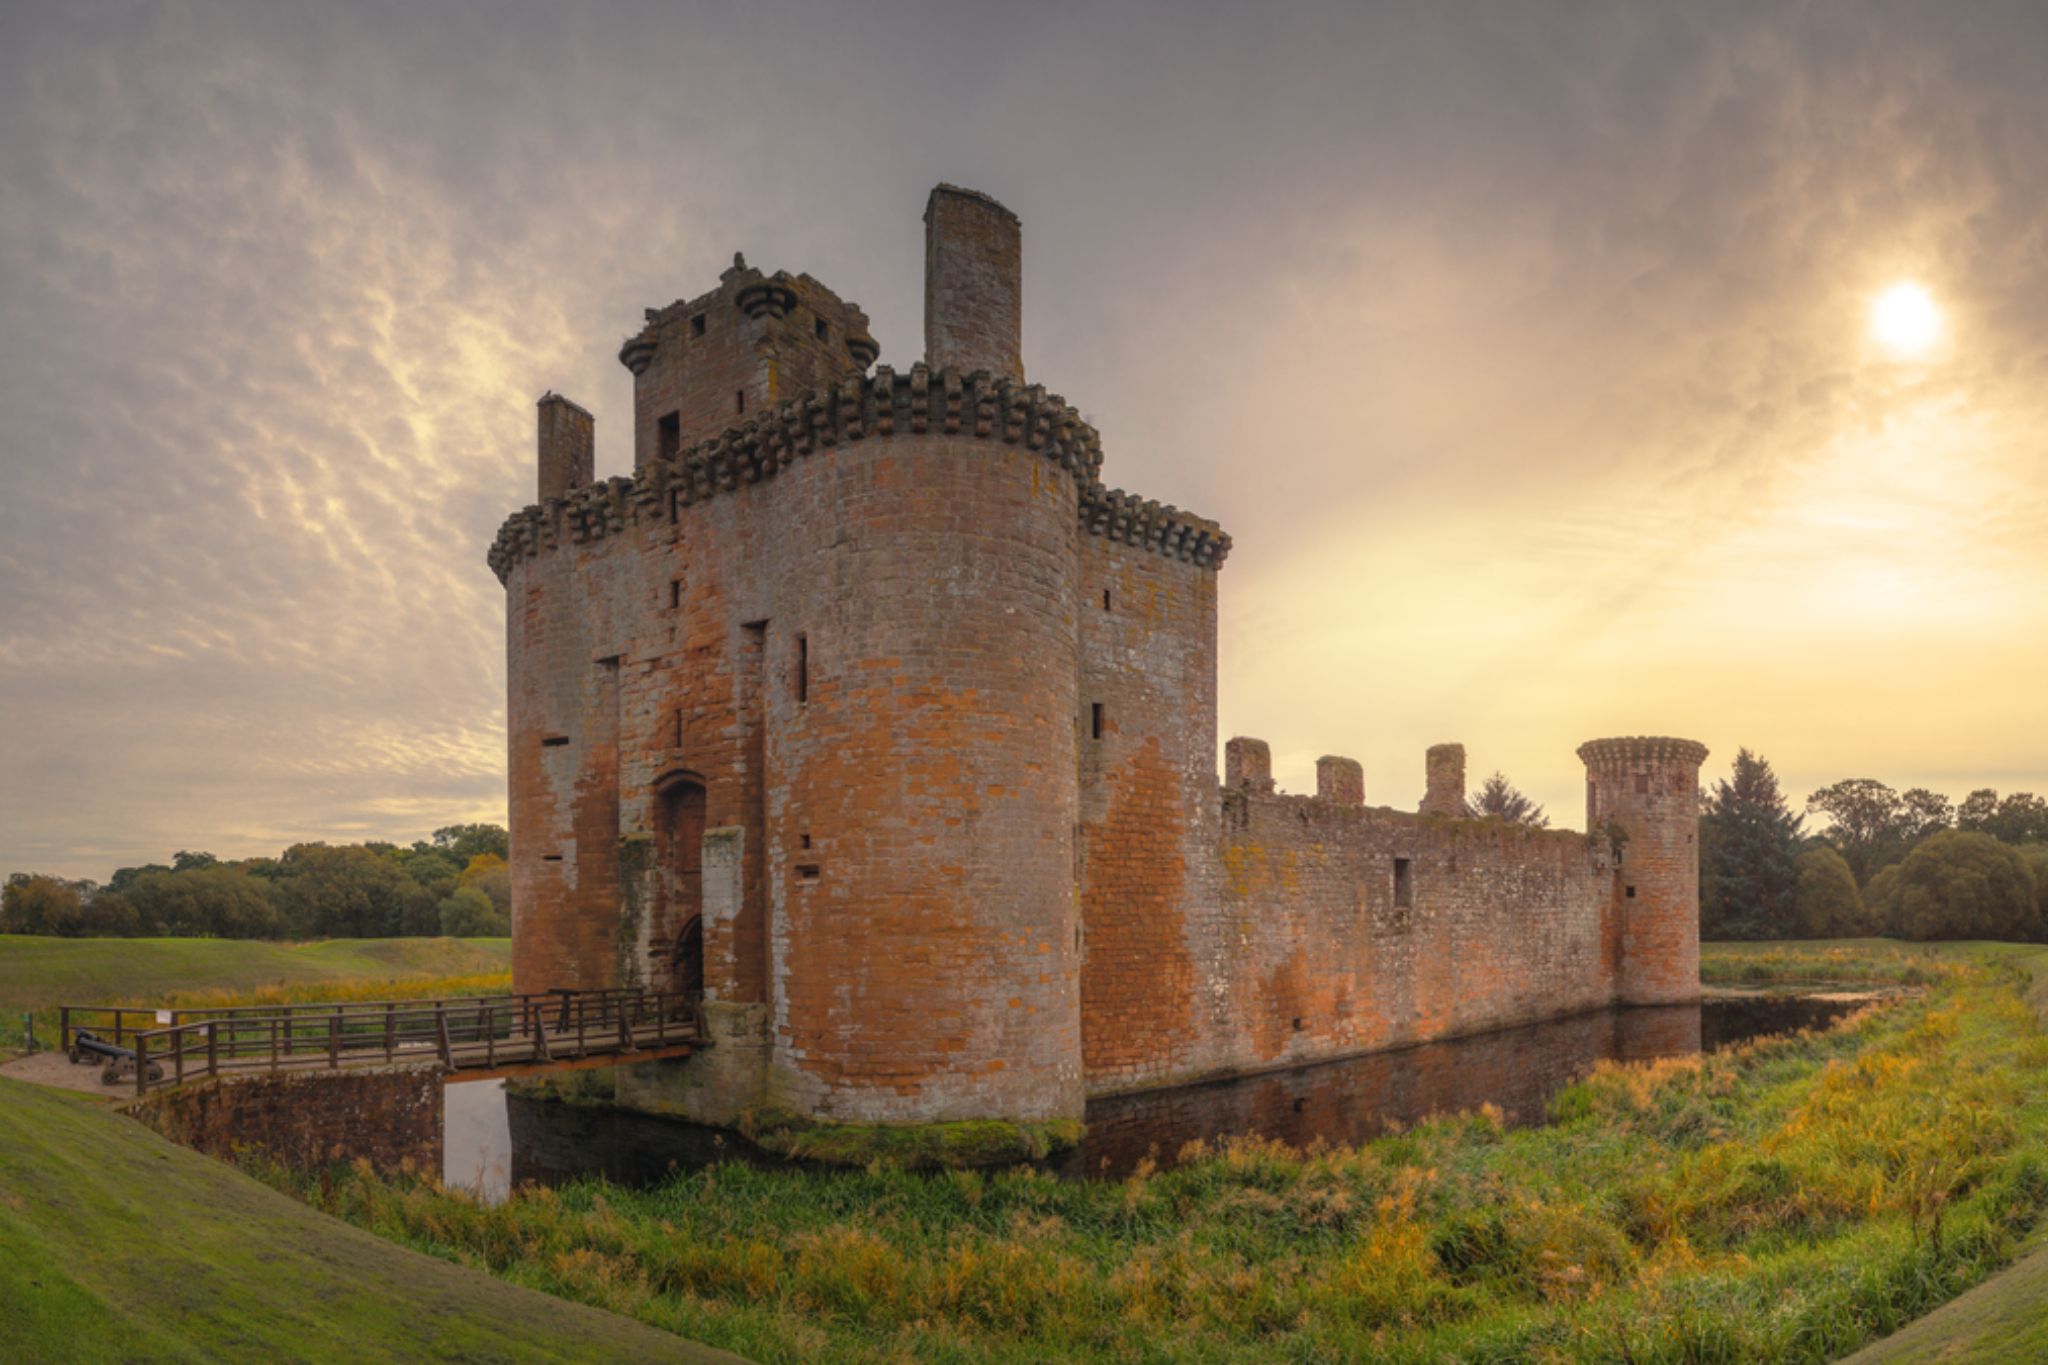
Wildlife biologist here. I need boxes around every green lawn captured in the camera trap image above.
[0,935,512,1050]
[0,1076,738,1363]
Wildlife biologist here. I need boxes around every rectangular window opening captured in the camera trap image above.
[1102,588,1112,610]
[541,854,563,863]
[1625,884,1637,899]
[735,389,746,415]
[690,313,706,336]
[799,832,812,850]
[1090,702,1104,740]
[670,711,682,748]
[814,316,829,341]
[669,578,684,609]
[796,864,821,881]
[657,411,681,462]
[1393,857,1414,909]
[541,735,570,748]
[795,634,809,704]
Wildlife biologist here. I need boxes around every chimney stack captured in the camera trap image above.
[924,184,1023,381]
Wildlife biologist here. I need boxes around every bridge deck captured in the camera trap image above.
[59,990,703,1095]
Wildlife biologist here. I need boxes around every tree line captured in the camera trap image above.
[1702,751,2048,941]
[1,824,512,940]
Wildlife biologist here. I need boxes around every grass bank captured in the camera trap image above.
[0,935,511,1051]
[285,941,2048,1362]
[0,1075,736,1363]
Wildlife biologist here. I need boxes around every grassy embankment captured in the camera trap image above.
[0,1075,737,1363]
[284,939,2048,1363]
[0,934,512,1052]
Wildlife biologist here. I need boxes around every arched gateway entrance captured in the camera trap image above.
[654,773,707,1004]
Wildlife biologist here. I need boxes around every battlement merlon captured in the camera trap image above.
[487,363,1231,583]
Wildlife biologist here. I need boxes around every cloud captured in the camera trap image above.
[3,1,2046,876]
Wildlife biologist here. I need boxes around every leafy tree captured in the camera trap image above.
[272,844,419,938]
[2021,846,2048,929]
[1897,789,1954,842]
[1466,773,1548,827]
[1806,779,1907,886]
[438,885,509,937]
[101,866,282,939]
[1792,846,1870,938]
[430,824,509,865]
[1990,792,2048,845]
[1864,863,1902,928]
[171,850,219,872]
[1957,789,2001,833]
[457,852,512,918]
[1700,749,1805,939]
[1886,831,2038,941]
[0,876,86,936]
[105,862,171,895]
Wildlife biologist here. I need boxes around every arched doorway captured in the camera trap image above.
[655,774,707,1003]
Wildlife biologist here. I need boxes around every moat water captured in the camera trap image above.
[443,993,1864,1200]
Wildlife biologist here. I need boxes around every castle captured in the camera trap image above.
[488,184,1707,1131]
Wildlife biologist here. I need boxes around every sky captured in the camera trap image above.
[3,0,2046,880]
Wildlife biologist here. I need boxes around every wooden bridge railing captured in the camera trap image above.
[60,989,701,1096]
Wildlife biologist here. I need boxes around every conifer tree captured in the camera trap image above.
[1699,748,1805,939]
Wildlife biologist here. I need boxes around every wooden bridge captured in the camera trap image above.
[59,989,703,1096]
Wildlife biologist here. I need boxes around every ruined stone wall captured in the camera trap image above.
[129,1069,442,1174]
[1079,761,1621,1097]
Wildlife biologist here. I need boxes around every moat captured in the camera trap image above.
[443,992,1866,1198]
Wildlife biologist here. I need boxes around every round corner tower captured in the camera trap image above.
[1577,736,1708,1006]
[495,183,1089,1133]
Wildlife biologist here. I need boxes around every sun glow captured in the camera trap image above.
[1870,281,1943,356]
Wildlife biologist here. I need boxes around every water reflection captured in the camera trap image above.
[443,995,1863,1195]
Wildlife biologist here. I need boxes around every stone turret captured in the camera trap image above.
[1579,736,1709,1006]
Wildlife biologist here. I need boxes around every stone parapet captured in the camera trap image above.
[1079,485,1232,569]
[490,364,1108,583]
[490,363,1233,583]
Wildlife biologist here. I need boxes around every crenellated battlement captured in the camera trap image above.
[1079,485,1231,568]
[1577,736,1710,769]
[489,364,1121,583]
[490,364,1231,583]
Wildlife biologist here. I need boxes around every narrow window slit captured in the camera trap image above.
[1393,857,1413,908]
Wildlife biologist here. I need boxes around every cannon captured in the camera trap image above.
[69,1029,164,1086]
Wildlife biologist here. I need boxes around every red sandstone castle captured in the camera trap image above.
[488,185,1707,1130]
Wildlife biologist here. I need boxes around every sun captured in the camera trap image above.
[1870,282,1942,356]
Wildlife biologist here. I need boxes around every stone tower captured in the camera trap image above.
[1578,736,1709,1006]
[495,184,1096,1128]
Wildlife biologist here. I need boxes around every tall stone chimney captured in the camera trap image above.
[1420,743,1466,816]
[537,392,594,501]
[924,184,1023,381]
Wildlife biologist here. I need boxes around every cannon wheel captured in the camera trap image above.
[69,1040,84,1065]
[100,1063,122,1086]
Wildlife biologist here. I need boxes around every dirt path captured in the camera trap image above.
[0,1049,126,1095]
